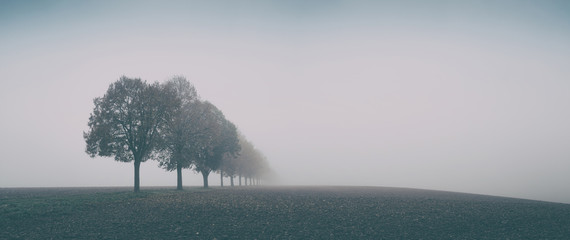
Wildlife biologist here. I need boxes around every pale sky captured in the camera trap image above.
[1,0,570,203]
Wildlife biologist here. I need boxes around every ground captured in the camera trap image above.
[1,186,569,239]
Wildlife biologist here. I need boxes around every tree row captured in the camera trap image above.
[84,76,271,192]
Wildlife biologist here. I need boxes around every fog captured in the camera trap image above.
[1,1,570,203]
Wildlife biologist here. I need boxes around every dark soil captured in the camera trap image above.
[1,186,569,239]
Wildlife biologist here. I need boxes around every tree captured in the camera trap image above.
[219,148,239,187]
[217,122,241,187]
[84,76,178,192]
[192,102,240,188]
[234,134,257,186]
[233,133,248,186]
[233,133,273,186]
[156,77,201,190]
[215,120,240,186]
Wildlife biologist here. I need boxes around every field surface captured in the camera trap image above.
[1,186,570,239]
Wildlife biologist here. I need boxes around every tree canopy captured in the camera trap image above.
[192,101,241,188]
[156,77,202,190]
[84,76,178,192]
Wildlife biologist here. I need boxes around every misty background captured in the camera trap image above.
[1,1,569,203]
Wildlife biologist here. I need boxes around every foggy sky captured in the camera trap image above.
[1,1,570,203]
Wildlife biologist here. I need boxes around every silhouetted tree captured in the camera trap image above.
[156,77,201,190]
[192,102,240,188]
[84,76,178,192]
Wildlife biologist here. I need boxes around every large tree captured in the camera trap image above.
[193,101,240,188]
[156,77,201,190]
[84,76,178,192]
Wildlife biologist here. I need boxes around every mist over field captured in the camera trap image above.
[1,1,570,203]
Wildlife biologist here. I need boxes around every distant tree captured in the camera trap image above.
[250,150,271,185]
[219,149,239,187]
[84,76,178,192]
[193,102,240,188]
[234,133,272,186]
[156,76,201,190]
[218,124,241,187]
[234,133,254,186]
[218,120,240,186]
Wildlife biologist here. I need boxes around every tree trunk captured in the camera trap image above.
[220,171,224,187]
[245,177,248,186]
[239,174,242,186]
[134,160,141,193]
[202,171,210,188]
[230,176,234,187]
[176,165,183,190]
